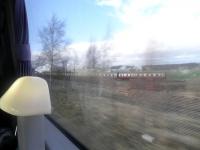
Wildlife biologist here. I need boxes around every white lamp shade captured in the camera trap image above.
[0,76,51,116]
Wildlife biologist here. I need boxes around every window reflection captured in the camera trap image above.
[27,0,200,149]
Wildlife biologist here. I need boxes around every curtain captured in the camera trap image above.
[14,0,32,76]
[0,0,31,135]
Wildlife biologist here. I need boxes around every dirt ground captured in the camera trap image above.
[49,77,200,150]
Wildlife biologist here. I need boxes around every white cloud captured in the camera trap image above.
[96,0,200,65]
[62,41,113,67]
[114,0,200,48]
[33,0,200,67]
[31,50,41,61]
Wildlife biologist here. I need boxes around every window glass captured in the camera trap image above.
[27,0,200,149]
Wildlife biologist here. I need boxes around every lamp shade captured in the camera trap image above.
[0,76,51,116]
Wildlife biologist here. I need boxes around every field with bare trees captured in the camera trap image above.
[29,3,200,149]
[44,75,200,150]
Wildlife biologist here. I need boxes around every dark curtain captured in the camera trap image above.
[0,0,17,131]
[0,0,16,98]
[0,0,31,133]
[14,0,32,76]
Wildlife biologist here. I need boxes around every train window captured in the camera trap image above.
[27,0,200,149]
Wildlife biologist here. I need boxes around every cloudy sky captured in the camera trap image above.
[26,0,200,66]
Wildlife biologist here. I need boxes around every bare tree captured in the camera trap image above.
[85,41,99,70]
[99,25,112,71]
[70,49,79,73]
[38,15,67,86]
[32,54,47,72]
[99,41,112,71]
[61,56,70,76]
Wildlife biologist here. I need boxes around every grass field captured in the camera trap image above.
[166,70,200,81]
[45,75,200,150]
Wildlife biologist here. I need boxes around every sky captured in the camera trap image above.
[26,0,200,67]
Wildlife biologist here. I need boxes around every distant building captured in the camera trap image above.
[142,63,200,71]
[110,65,138,72]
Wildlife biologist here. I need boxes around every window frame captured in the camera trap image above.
[45,115,89,150]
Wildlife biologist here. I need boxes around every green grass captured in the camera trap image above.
[167,70,200,81]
